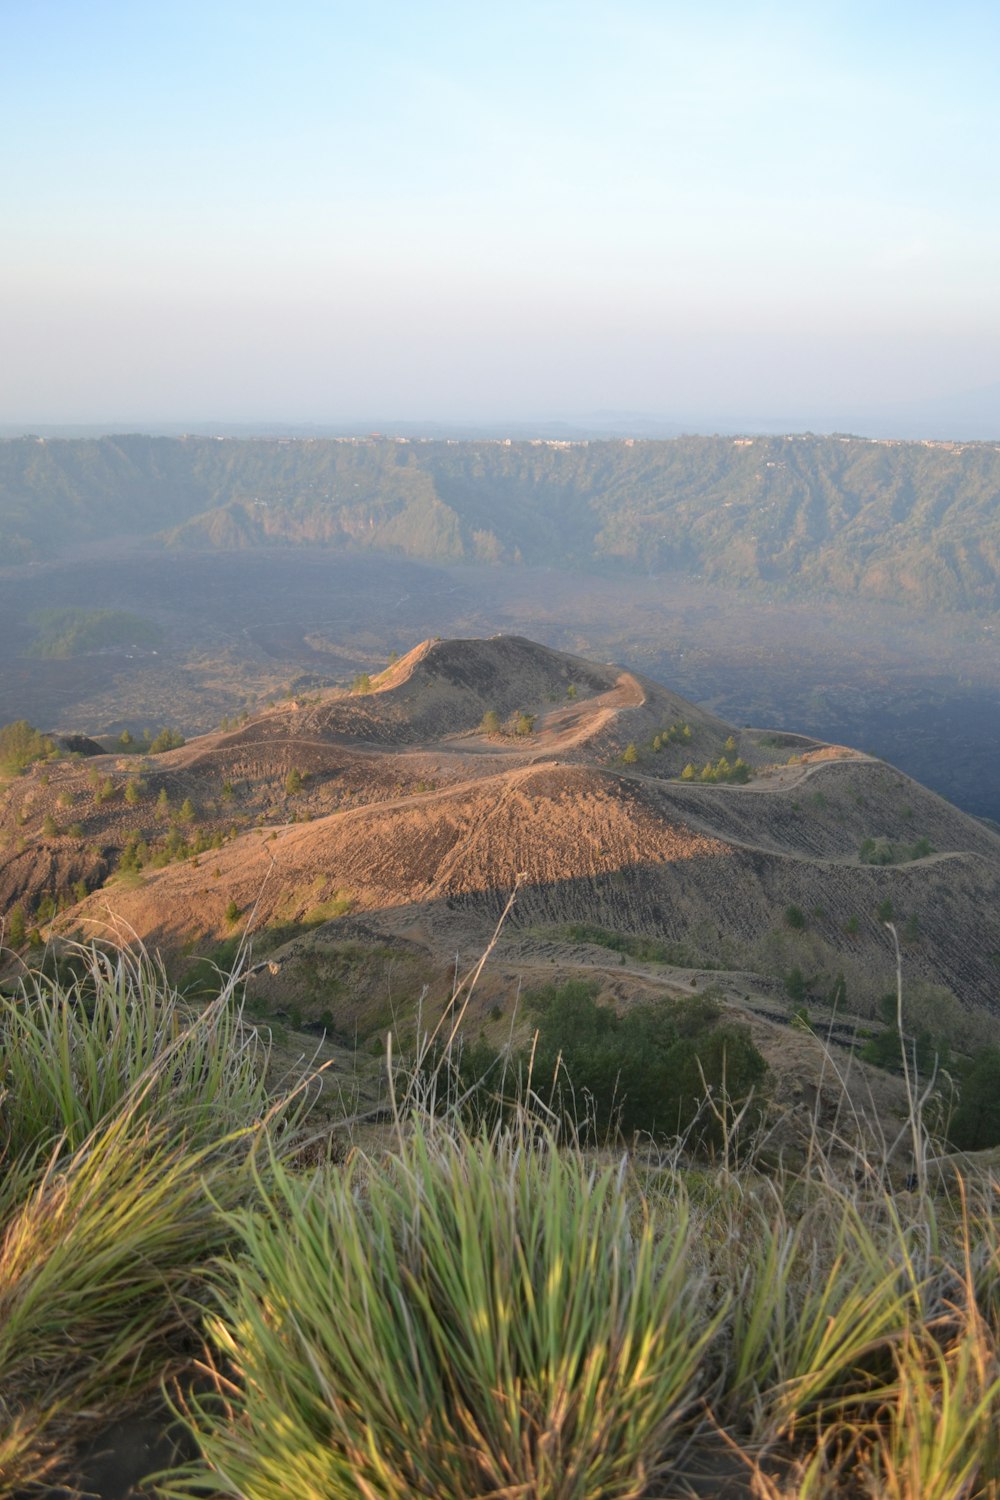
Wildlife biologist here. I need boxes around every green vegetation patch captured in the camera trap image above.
[445,979,766,1147]
[859,835,934,865]
[553,921,722,969]
[680,754,751,784]
[859,986,1000,1150]
[28,607,163,659]
[148,726,186,754]
[0,720,57,775]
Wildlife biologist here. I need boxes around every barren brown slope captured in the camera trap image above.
[70,752,1000,1017]
[70,764,730,951]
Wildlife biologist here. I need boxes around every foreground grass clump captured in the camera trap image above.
[0,1117,261,1494]
[165,1077,1000,1500]
[0,944,270,1163]
[169,1119,715,1500]
[0,944,300,1497]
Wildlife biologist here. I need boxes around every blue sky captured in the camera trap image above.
[3,0,999,428]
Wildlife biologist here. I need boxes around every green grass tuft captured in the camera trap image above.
[167,1117,717,1500]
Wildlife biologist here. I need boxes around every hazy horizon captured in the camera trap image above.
[4,1,998,432]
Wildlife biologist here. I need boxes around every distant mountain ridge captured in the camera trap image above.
[3,433,1000,611]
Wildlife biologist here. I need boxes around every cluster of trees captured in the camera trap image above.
[622,723,697,766]
[4,883,89,948]
[653,722,693,751]
[784,966,847,1007]
[148,727,186,754]
[442,980,766,1148]
[680,754,751,785]
[861,992,947,1073]
[0,720,57,775]
[111,727,186,755]
[86,767,116,803]
[116,822,229,875]
[856,989,1000,1151]
[480,709,535,737]
[858,836,934,865]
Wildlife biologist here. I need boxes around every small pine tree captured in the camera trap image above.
[285,768,303,796]
[680,762,695,781]
[156,788,170,816]
[785,966,808,1002]
[124,779,140,805]
[352,672,371,695]
[42,813,58,837]
[179,797,196,824]
[6,903,26,948]
[480,710,501,735]
[224,898,240,925]
[621,743,639,765]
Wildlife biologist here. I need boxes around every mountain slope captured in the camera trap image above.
[4,434,1000,610]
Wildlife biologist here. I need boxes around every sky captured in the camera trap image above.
[2,0,999,431]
